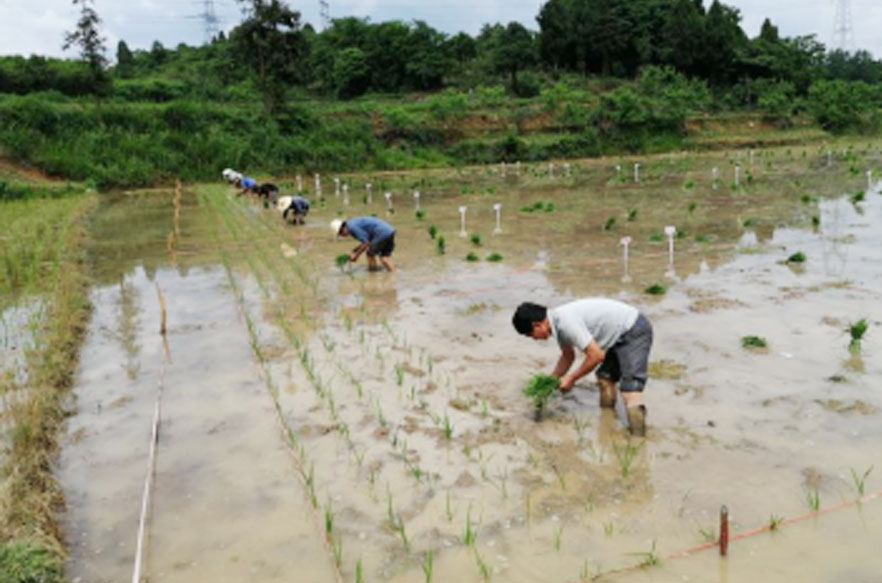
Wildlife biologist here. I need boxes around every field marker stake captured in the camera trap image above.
[459,205,468,237]
[581,487,882,582]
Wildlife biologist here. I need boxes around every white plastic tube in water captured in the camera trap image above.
[384,191,393,213]
[493,203,502,234]
[315,174,321,195]
[620,236,632,283]
[334,177,340,196]
[515,161,521,175]
[343,183,349,206]
[749,149,754,165]
[413,190,420,210]
[827,151,832,167]
[459,205,467,237]
[634,163,640,183]
[366,183,372,204]
[500,162,506,177]
[296,174,302,192]
[867,170,873,191]
[712,167,719,190]
[548,162,555,178]
[734,165,740,188]
[665,225,677,278]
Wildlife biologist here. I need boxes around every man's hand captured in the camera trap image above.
[559,375,575,393]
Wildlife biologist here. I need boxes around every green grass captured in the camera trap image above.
[0,542,63,583]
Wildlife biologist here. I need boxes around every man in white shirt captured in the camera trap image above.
[512,298,653,436]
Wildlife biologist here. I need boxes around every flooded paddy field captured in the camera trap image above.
[58,144,882,582]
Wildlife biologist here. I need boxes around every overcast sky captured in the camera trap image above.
[1,0,880,60]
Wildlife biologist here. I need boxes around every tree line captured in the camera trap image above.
[1,0,880,107]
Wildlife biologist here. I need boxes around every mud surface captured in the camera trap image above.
[60,146,882,582]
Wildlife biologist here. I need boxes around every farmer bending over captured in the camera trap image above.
[235,175,258,196]
[512,298,653,436]
[277,195,310,225]
[257,183,279,206]
[331,216,396,272]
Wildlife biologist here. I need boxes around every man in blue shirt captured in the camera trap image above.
[235,175,258,196]
[331,216,396,272]
[277,195,310,225]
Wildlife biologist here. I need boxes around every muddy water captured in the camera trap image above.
[58,191,337,582]
[59,146,882,583]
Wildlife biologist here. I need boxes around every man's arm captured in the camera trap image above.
[350,241,370,261]
[552,345,575,379]
[559,340,605,392]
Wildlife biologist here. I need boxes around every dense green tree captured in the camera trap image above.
[115,41,134,79]
[333,47,370,98]
[699,1,746,85]
[489,22,535,93]
[231,0,306,113]
[62,0,109,94]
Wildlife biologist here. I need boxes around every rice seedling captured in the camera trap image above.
[847,318,868,352]
[523,374,559,414]
[806,488,820,511]
[422,550,434,583]
[445,491,454,521]
[697,524,715,542]
[442,413,454,440]
[394,514,410,551]
[545,202,556,212]
[695,234,709,243]
[428,224,438,239]
[415,209,425,220]
[335,253,350,272]
[486,252,503,262]
[649,232,664,242]
[466,252,479,262]
[471,549,491,582]
[553,525,564,551]
[579,560,591,581]
[463,506,477,546]
[787,251,806,263]
[812,215,820,227]
[644,283,666,295]
[613,441,642,478]
[523,492,532,522]
[741,217,757,227]
[395,365,404,386]
[627,208,638,221]
[603,521,614,536]
[333,540,343,567]
[604,216,616,230]
[631,540,660,567]
[470,233,482,246]
[850,190,865,204]
[436,236,446,255]
[687,201,697,213]
[572,415,588,445]
[741,335,768,349]
[850,466,873,496]
[768,515,783,530]
[355,559,363,583]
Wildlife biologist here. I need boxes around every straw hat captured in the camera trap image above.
[330,218,344,235]
[277,195,292,213]
[221,168,234,180]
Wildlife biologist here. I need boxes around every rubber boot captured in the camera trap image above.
[627,405,647,437]
[598,377,617,408]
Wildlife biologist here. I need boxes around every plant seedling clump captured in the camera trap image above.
[644,283,666,295]
[523,374,559,413]
[741,335,768,349]
[787,251,806,263]
[604,217,616,230]
[847,318,868,352]
[335,254,350,271]
[428,225,438,239]
[465,252,479,262]
[470,233,482,246]
[486,252,503,262]
[436,235,446,255]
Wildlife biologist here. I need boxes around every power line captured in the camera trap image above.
[199,0,220,44]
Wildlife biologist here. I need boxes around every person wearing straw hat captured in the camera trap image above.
[331,216,396,272]
[277,195,310,225]
[511,298,653,436]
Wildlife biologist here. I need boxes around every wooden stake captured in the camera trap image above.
[719,505,729,556]
[156,283,167,336]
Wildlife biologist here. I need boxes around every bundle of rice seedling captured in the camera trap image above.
[335,253,350,271]
[523,374,559,412]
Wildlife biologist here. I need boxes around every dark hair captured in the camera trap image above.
[512,302,547,336]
